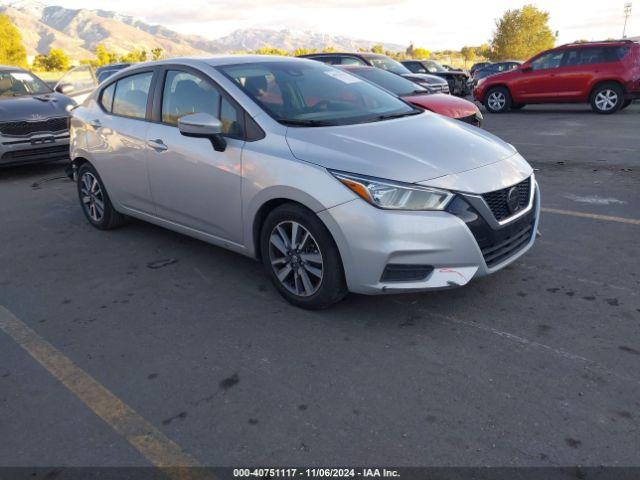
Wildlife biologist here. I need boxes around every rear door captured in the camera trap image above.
[86,70,156,214]
[144,67,244,243]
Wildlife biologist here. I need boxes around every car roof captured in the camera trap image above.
[560,39,638,48]
[121,55,311,69]
[0,65,27,73]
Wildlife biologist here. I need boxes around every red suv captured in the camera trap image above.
[474,40,640,114]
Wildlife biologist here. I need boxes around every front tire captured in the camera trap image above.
[260,203,347,310]
[484,86,512,113]
[77,163,126,230]
[590,83,624,114]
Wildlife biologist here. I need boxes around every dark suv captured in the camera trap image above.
[401,59,472,96]
[299,53,450,94]
[474,40,640,114]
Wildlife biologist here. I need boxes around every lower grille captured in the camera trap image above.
[0,117,69,137]
[446,193,537,269]
[482,177,532,222]
[1,144,69,165]
[481,222,534,267]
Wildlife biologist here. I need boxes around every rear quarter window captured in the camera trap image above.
[100,83,115,112]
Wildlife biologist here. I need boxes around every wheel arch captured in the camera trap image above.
[589,79,626,102]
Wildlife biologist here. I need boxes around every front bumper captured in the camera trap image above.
[0,132,70,166]
[319,180,540,295]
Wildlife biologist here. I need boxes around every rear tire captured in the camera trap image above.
[260,203,347,310]
[77,163,126,230]
[484,86,512,113]
[590,83,624,114]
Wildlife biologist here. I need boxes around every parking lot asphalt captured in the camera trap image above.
[1,103,639,470]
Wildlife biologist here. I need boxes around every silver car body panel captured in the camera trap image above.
[71,56,539,294]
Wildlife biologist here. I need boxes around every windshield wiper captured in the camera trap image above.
[279,119,335,127]
[377,110,422,121]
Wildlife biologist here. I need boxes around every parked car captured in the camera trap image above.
[340,65,482,126]
[54,65,99,104]
[70,56,539,309]
[298,52,450,94]
[472,61,522,83]
[474,40,640,114]
[401,59,472,96]
[0,66,78,166]
[96,63,132,83]
[470,62,492,76]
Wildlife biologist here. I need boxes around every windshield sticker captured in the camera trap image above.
[324,71,362,84]
[10,73,33,81]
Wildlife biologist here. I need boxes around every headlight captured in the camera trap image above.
[476,78,486,87]
[331,171,454,211]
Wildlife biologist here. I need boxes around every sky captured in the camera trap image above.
[9,0,640,49]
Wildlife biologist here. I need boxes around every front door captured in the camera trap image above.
[145,69,244,244]
[511,50,566,101]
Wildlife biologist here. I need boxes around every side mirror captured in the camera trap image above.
[520,64,532,73]
[55,83,75,95]
[178,112,226,152]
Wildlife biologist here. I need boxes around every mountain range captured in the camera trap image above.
[0,0,405,59]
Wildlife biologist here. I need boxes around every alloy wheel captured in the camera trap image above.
[268,221,324,297]
[594,89,618,112]
[80,172,105,222]
[488,91,506,111]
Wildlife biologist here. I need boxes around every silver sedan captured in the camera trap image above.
[69,56,540,309]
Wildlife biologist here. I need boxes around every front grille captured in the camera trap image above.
[482,177,531,222]
[459,114,480,127]
[1,144,69,165]
[0,117,69,137]
[428,83,450,94]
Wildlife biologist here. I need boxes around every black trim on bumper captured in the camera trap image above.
[447,193,538,268]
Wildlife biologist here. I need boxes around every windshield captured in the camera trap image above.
[218,61,419,126]
[349,68,427,96]
[423,61,448,73]
[367,56,412,75]
[0,71,52,98]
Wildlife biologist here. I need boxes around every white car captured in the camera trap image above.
[69,56,540,309]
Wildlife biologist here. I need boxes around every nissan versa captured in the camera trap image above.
[69,56,540,309]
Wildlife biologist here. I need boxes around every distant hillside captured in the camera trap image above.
[0,0,405,59]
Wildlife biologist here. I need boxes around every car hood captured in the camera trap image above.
[0,93,73,122]
[401,73,448,85]
[404,93,479,119]
[285,111,517,184]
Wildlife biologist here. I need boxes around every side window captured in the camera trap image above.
[340,57,366,66]
[112,72,153,119]
[220,97,243,138]
[530,51,564,71]
[100,83,115,112]
[162,70,220,125]
[563,49,580,67]
[606,46,630,61]
[579,47,606,65]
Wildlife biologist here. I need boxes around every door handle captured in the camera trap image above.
[147,139,168,152]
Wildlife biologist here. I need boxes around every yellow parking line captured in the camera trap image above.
[0,305,214,480]
[542,208,640,226]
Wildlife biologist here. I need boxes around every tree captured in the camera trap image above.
[490,4,555,61]
[95,44,119,66]
[151,48,164,61]
[0,14,27,67]
[412,47,430,59]
[460,46,477,66]
[370,44,385,54]
[32,49,70,71]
